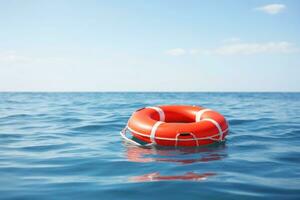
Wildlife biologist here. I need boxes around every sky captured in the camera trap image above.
[0,0,299,92]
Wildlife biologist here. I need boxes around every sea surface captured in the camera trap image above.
[0,92,299,200]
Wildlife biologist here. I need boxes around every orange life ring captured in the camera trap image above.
[121,105,229,147]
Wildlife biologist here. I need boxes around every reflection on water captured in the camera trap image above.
[124,142,227,182]
[124,142,227,163]
[130,172,216,182]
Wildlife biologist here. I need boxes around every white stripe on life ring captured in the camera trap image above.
[195,109,211,122]
[147,106,165,121]
[202,118,223,140]
[150,121,164,144]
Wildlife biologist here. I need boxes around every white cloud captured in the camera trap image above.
[256,4,286,15]
[0,51,32,63]
[164,41,298,57]
[189,49,199,55]
[0,51,70,65]
[165,48,186,56]
[211,42,297,55]
[223,37,241,43]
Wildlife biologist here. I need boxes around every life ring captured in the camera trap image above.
[120,105,229,147]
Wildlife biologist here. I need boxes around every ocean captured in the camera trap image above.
[0,92,299,200]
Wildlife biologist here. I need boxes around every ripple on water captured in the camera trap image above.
[0,92,299,200]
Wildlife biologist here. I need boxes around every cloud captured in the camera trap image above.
[0,51,70,65]
[165,48,186,56]
[189,49,199,55]
[211,41,297,55]
[222,37,241,43]
[164,41,298,57]
[256,4,286,15]
[0,51,33,63]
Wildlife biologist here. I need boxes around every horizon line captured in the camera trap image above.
[0,91,299,93]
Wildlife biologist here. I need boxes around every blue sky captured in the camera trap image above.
[0,0,299,91]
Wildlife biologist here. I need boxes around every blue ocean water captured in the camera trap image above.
[0,92,299,200]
